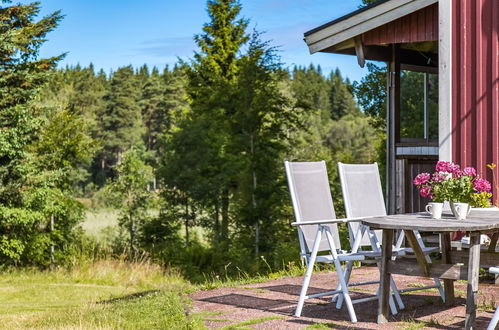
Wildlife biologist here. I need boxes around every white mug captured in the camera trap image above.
[426,202,443,219]
[453,202,471,220]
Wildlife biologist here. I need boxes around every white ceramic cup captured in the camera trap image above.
[453,202,471,220]
[426,202,443,219]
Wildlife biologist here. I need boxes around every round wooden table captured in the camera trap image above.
[362,211,499,330]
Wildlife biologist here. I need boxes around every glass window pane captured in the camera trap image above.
[400,70,425,139]
[428,73,438,140]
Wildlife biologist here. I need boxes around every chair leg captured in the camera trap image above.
[433,278,445,302]
[334,225,365,305]
[295,227,323,317]
[325,229,357,323]
[390,276,404,310]
[374,282,398,315]
[334,261,353,308]
[487,306,499,330]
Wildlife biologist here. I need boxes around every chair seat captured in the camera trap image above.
[396,246,439,256]
[313,247,437,264]
[314,252,366,263]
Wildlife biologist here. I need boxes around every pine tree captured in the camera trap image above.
[172,0,249,243]
[231,32,297,256]
[100,66,145,182]
[140,67,164,152]
[291,65,331,122]
[0,2,92,265]
[329,68,359,119]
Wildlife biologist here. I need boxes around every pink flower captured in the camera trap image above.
[436,161,460,174]
[450,163,461,174]
[419,186,432,198]
[462,167,477,177]
[432,172,447,182]
[474,178,491,192]
[413,173,430,186]
[436,161,452,172]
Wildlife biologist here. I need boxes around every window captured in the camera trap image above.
[399,69,438,142]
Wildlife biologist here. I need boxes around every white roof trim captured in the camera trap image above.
[305,0,438,54]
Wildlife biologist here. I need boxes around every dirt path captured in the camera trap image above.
[190,266,498,329]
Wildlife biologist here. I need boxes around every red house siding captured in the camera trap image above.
[452,0,499,203]
[363,4,438,45]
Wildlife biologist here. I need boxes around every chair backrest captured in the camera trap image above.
[285,161,341,254]
[338,162,385,246]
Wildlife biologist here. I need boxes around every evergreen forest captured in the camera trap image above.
[0,0,386,281]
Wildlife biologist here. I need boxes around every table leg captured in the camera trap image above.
[441,232,455,306]
[378,228,393,324]
[404,230,430,276]
[464,232,480,330]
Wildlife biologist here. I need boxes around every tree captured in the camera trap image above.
[231,31,297,256]
[39,64,107,193]
[110,148,153,259]
[140,67,164,152]
[329,68,359,120]
[360,0,380,6]
[353,63,387,129]
[291,65,330,122]
[0,1,69,265]
[25,108,97,265]
[168,0,249,243]
[100,66,145,182]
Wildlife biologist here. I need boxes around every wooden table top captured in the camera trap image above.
[362,210,499,232]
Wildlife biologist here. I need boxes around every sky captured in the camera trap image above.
[38,0,369,82]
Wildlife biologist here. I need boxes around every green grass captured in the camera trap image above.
[306,323,339,329]
[0,260,205,329]
[81,209,119,239]
[220,316,284,329]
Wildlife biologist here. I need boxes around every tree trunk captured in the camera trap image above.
[184,198,189,245]
[50,215,55,267]
[221,188,229,242]
[214,199,220,243]
[250,134,259,257]
[129,213,135,259]
[147,121,153,151]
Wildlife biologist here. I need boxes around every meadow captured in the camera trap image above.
[0,211,205,329]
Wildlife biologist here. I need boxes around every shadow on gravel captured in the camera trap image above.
[200,293,295,313]
[259,284,326,296]
[199,289,488,329]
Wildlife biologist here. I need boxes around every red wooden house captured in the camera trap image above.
[304,0,498,213]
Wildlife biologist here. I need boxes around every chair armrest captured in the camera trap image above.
[291,216,377,226]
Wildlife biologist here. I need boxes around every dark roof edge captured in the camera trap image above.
[304,0,393,37]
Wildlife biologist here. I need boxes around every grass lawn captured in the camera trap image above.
[0,260,205,329]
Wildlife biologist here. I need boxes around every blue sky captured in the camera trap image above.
[39,0,369,82]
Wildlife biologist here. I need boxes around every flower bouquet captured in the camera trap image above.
[413,161,492,211]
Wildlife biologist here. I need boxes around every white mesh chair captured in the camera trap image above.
[487,267,499,330]
[338,162,445,306]
[285,161,398,323]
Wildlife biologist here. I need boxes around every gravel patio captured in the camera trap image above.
[190,266,498,329]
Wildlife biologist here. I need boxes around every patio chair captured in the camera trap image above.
[337,162,445,307]
[487,266,499,330]
[284,161,398,323]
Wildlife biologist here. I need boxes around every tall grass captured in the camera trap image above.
[81,209,119,239]
[0,259,204,329]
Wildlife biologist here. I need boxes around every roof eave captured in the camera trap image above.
[304,0,438,54]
